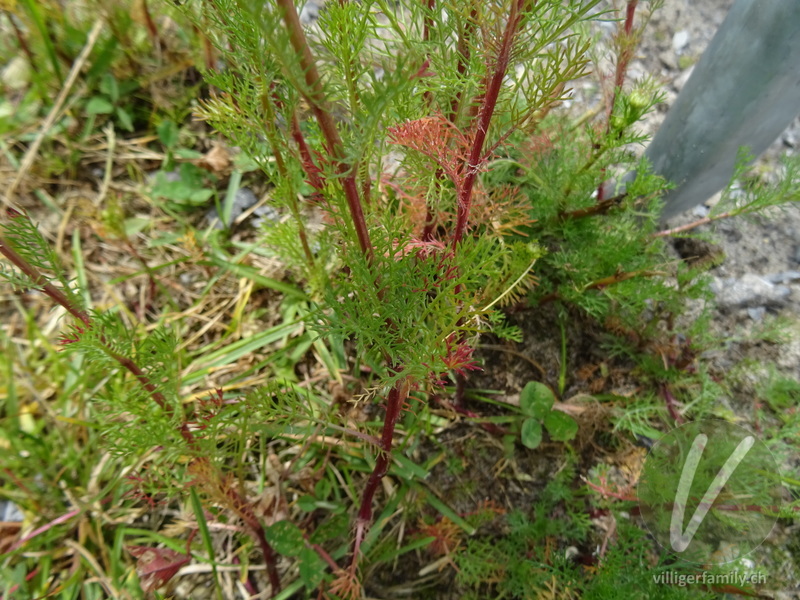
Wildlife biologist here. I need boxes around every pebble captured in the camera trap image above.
[206,187,259,228]
[300,1,321,24]
[658,50,678,71]
[252,204,282,229]
[1,56,31,90]
[0,500,23,522]
[764,271,800,284]
[710,273,791,309]
[672,30,690,53]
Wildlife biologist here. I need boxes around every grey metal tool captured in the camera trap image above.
[645,0,800,222]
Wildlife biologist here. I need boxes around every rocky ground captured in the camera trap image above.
[591,0,800,373]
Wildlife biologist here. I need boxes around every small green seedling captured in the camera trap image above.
[519,381,578,449]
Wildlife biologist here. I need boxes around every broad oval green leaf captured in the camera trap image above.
[521,418,543,449]
[544,410,578,442]
[86,96,114,115]
[265,520,305,556]
[520,381,555,419]
[298,546,326,588]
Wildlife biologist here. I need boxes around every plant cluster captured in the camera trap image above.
[2,0,800,598]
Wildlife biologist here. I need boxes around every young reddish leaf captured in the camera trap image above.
[127,545,191,592]
[387,115,471,190]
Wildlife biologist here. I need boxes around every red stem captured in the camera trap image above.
[653,211,733,238]
[421,4,479,241]
[451,0,527,248]
[535,268,662,307]
[0,237,92,327]
[349,377,410,571]
[6,12,36,68]
[612,0,638,98]
[624,0,638,36]
[140,0,161,46]
[1,227,283,595]
[447,5,478,124]
[220,481,282,593]
[596,0,638,201]
[290,111,326,194]
[275,0,373,261]
[660,383,684,424]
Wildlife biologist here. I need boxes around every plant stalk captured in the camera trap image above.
[0,236,92,326]
[349,376,410,572]
[1,227,284,595]
[275,0,373,261]
[452,0,528,247]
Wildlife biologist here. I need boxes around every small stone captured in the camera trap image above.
[231,188,258,214]
[1,56,31,90]
[764,271,800,284]
[672,30,690,53]
[299,1,320,24]
[564,546,579,561]
[747,307,766,321]
[659,50,678,70]
[783,130,798,149]
[704,191,723,208]
[710,274,792,309]
[793,245,800,264]
[207,187,259,228]
[0,500,24,522]
[252,204,281,228]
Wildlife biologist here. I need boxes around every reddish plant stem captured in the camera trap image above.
[231,556,259,596]
[277,6,420,578]
[207,0,322,203]
[536,268,663,307]
[584,477,638,502]
[0,237,92,327]
[449,1,529,405]
[616,1,638,87]
[1,229,283,595]
[558,192,627,220]
[435,397,508,436]
[660,383,684,424]
[259,90,316,266]
[421,3,479,241]
[290,111,326,194]
[140,0,161,46]
[452,0,527,248]
[0,566,39,599]
[596,0,638,202]
[653,211,734,238]
[218,475,282,593]
[6,12,35,69]
[349,377,410,572]
[276,0,373,261]
[447,5,478,124]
